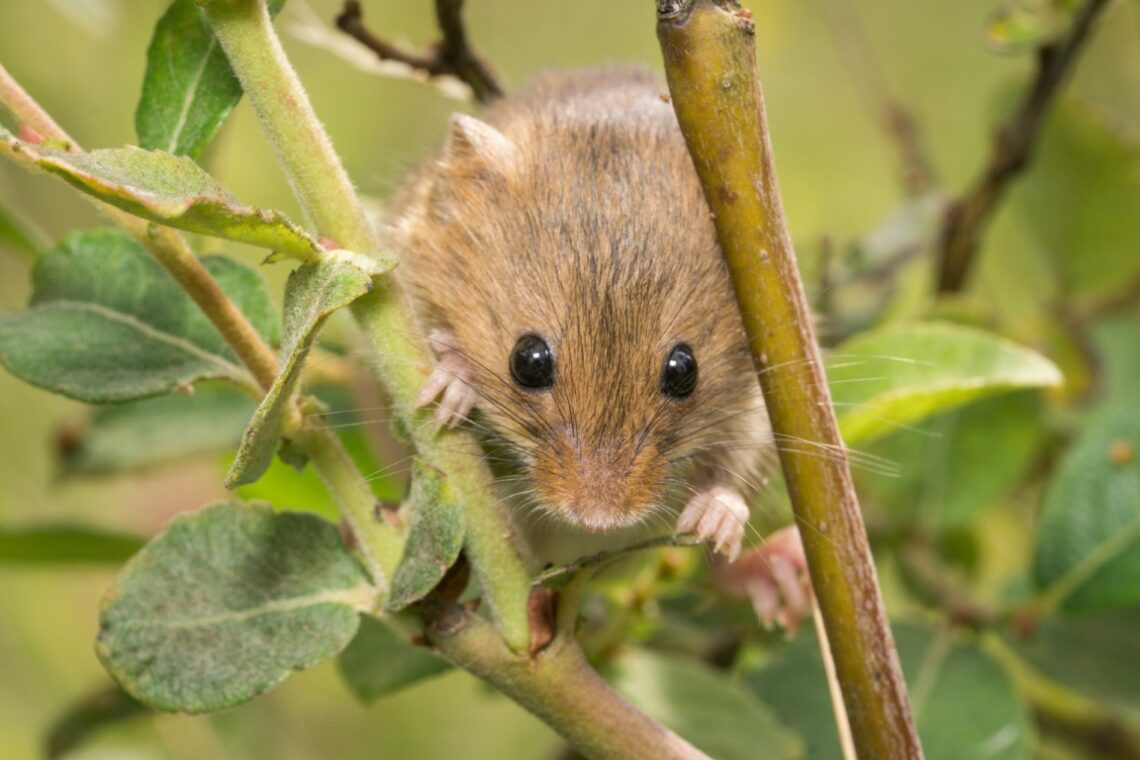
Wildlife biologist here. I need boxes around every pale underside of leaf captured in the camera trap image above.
[0,130,321,260]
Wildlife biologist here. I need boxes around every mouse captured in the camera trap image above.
[386,66,809,630]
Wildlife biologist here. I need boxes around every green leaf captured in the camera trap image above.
[857,392,1045,528]
[1013,104,1140,301]
[0,525,144,565]
[829,321,1063,445]
[1033,401,1140,614]
[226,250,387,487]
[337,615,451,703]
[0,200,49,259]
[985,0,1082,53]
[745,623,1034,760]
[386,461,465,611]
[1007,608,1140,718]
[45,684,148,760]
[97,500,375,713]
[0,130,320,259]
[136,0,286,159]
[608,649,803,760]
[0,229,277,403]
[61,384,255,476]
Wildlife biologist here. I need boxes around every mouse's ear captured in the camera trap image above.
[443,113,516,177]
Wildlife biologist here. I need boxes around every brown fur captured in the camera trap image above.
[387,67,772,539]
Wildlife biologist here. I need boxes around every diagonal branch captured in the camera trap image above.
[936,0,1110,293]
[335,0,503,104]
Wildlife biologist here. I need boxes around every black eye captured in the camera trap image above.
[661,343,698,398]
[510,333,555,390]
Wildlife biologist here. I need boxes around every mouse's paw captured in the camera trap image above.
[676,485,749,562]
[713,525,812,635]
[414,330,478,429]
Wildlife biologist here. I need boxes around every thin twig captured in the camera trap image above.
[533,534,703,586]
[335,0,503,104]
[812,597,856,760]
[936,0,1111,292]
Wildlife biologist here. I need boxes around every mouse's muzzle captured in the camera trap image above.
[530,430,666,533]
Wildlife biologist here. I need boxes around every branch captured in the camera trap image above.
[199,0,530,652]
[335,0,503,105]
[936,0,1110,292]
[0,63,279,393]
[655,2,922,757]
[424,601,711,760]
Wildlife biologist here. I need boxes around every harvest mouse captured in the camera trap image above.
[388,67,809,629]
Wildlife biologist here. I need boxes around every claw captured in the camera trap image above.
[414,330,478,429]
[676,486,748,561]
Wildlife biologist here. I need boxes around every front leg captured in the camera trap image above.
[676,485,750,561]
[414,330,479,428]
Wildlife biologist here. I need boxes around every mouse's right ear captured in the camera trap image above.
[443,113,516,178]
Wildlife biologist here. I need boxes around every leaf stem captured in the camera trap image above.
[199,0,531,652]
[0,63,279,393]
[297,424,402,586]
[656,2,922,757]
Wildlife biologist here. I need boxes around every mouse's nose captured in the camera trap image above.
[531,429,665,532]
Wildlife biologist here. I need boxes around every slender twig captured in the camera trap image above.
[936,0,1111,292]
[812,598,856,760]
[335,0,503,104]
[533,534,702,586]
[815,0,935,195]
[656,2,922,757]
[0,64,280,393]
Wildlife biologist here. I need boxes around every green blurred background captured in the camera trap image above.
[1,0,1138,758]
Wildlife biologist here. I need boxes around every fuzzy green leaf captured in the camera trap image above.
[746,623,1033,760]
[857,392,1044,528]
[1014,105,1140,301]
[0,230,276,403]
[337,615,451,703]
[829,321,1063,445]
[0,525,144,565]
[136,0,286,159]
[609,649,803,760]
[97,501,374,713]
[46,684,148,760]
[386,461,465,611]
[0,130,320,259]
[1007,608,1140,716]
[1034,401,1140,614]
[226,250,387,487]
[61,384,255,476]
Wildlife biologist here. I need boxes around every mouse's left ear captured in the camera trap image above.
[443,113,516,178]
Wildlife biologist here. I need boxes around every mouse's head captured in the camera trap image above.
[397,106,768,533]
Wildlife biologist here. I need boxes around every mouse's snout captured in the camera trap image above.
[531,428,666,532]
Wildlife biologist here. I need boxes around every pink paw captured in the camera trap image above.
[676,486,749,561]
[414,330,478,428]
[713,525,812,635]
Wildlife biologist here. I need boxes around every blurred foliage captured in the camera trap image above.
[0,0,1138,759]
